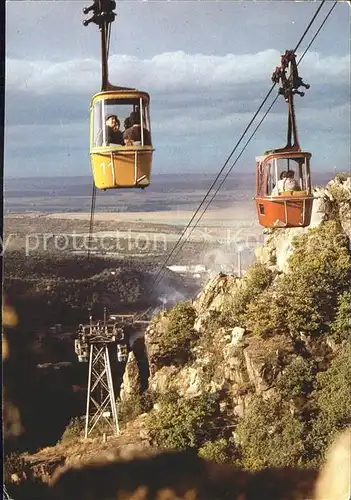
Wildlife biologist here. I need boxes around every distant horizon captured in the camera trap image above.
[4,167,344,181]
[4,171,254,180]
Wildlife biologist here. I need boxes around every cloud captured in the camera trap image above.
[6,49,349,96]
[5,50,349,130]
[5,49,350,176]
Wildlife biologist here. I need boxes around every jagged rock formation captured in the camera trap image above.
[145,299,297,418]
[3,175,350,497]
[140,173,350,470]
[120,352,142,401]
[192,274,242,316]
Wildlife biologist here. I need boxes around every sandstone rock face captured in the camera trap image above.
[146,315,296,419]
[193,274,242,316]
[149,365,179,394]
[144,313,170,376]
[327,176,351,239]
[120,352,141,401]
[149,365,203,398]
[254,244,275,267]
[230,327,245,346]
[243,336,294,393]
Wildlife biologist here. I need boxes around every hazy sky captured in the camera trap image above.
[5,1,350,178]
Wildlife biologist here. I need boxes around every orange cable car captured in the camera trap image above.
[83,0,154,190]
[255,50,314,228]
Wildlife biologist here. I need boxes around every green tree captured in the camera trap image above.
[284,221,351,336]
[198,438,235,464]
[277,356,316,399]
[308,348,351,463]
[147,391,220,450]
[329,291,351,343]
[236,395,305,470]
[220,264,274,328]
[160,302,198,364]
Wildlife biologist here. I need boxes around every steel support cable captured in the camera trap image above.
[296,1,338,65]
[150,86,276,276]
[152,0,338,275]
[88,182,97,259]
[145,0,328,293]
[152,98,279,285]
[292,0,328,53]
[88,22,110,261]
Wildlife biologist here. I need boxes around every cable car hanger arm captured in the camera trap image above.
[270,50,310,152]
[83,0,135,92]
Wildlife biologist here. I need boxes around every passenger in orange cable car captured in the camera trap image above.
[105,114,124,145]
[123,111,152,146]
[286,170,300,190]
[272,170,300,195]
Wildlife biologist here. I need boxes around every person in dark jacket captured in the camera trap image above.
[123,111,152,146]
[105,114,124,145]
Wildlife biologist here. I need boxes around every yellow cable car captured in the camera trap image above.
[90,88,154,189]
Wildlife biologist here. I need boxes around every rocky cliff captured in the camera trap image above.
[130,173,350,470]
[4,174,351,498]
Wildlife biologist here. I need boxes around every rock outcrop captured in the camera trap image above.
[144,313,170,376]
[120,352,142,401]
[4,175,350,495]
[142,174,350,428]
[192,273,242,315]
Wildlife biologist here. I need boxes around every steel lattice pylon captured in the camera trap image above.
[84,343,119,438]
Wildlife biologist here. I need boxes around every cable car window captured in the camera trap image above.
[93,98,152,147]
[264,161,274,196]
[269,157,310,195]
[257,160,265,197]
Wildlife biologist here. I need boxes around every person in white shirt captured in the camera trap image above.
[272,170,300,195]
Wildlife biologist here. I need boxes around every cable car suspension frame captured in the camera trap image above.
[270,49,310,153]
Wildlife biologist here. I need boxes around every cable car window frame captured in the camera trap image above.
[260,153,312,197]
[101,100,106,146]
[93,101,102,147]
[265,160,274,196]
[91,94,152,149]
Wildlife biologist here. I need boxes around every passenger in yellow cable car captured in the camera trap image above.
[105,114,124,146]
[123,116,131,133]
[123,111,152,146]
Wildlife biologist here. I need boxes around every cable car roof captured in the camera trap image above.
[91,88,150,104]
[256,150,312,163]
